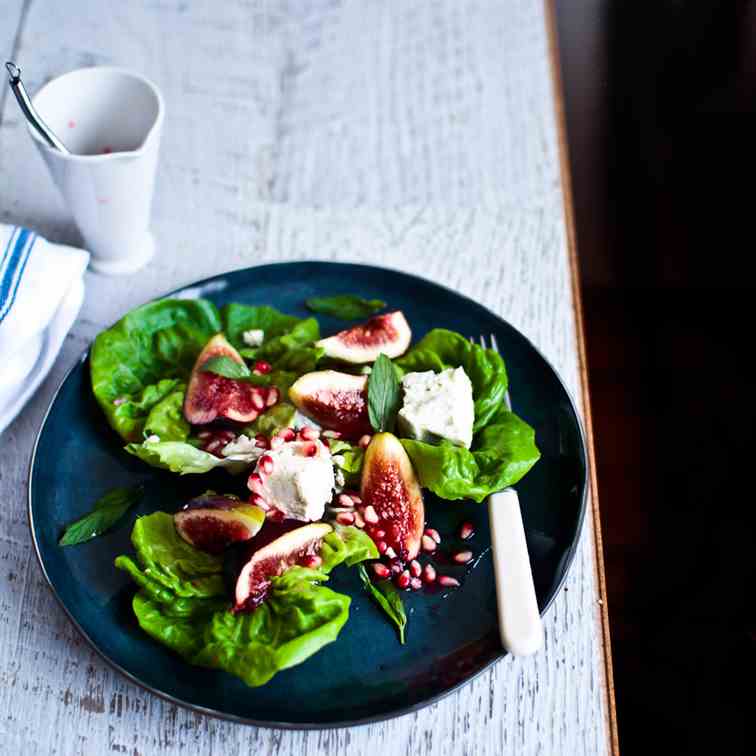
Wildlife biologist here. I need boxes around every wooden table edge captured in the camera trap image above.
[543,2,620,754]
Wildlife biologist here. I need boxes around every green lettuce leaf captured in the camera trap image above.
[116,520,376,687]
[91,299,222,441]
[329,439,365,486]
[250,318,321,364]
[143,387,189,442]
[126,512,225,597]
[400,408,540,502]
[125,438,250,475]
[396,328,508,432]
[221,303,302,351]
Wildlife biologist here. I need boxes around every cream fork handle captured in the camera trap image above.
[488,488,544,656]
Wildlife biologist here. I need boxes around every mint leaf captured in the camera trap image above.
[358,564,407,644]
[200,355,251,379]
[305,294,385,320]
[367,354,400,432]
[59,485,144,546]
[201,356,273,386]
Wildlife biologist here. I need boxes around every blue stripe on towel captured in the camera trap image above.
[0,227,37,324]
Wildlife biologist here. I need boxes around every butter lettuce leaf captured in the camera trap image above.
[125,438,251,475]
[396,328,508,432]
[401,408,540,502]
[116,519,376,687]
[221,303,303,351]
[91,299,222,441]
[143,386,189,442]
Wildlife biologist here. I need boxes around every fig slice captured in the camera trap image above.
[174,494,265,554]
[360,432,425,561]
[288,370,373,437]
[234,522,332,611]
[184,333,272,425]
[316,310,411,364]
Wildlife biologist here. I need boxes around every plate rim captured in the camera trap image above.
[27,260,589,729]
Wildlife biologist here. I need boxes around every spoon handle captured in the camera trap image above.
[5,61,70,153]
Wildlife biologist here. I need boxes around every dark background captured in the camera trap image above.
[555,1,754,752]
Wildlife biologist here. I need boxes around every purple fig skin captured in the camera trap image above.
[182,493,241,512]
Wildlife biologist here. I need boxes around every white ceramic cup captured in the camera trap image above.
[28,67,164,275]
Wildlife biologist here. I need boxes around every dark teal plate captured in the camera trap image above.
[29,262,587,728]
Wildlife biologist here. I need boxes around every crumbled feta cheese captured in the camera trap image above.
[256,440,334,521]
[242,328,265,347]
[398,367,475,449]
[221,434,264,461]
[145,434,161,443]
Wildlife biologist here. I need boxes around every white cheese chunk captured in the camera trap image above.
[398,367,475,449]
[221,434,264,462]
[256,440,334,521]
[242,328,265,347]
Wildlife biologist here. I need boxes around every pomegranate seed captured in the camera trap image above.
[409,559,422,578]
[438,575,460,588]
[270,435,284,450]
[422,563,437,583]
[459,521,475,540]
[247,472,265,495]
[396,570,411,589]
[390,560,403,575]
[301,555,322,568]
[277,427,295,442]
[376,541,388,554]
[336,511,355,525]
[251,392,265,410]
[453,550,473,564]
[259,455,274,475]
[353,511,365,528]
[410,577,422,591]
[337,494,355,508]
[299,426,319,441]
[267,508,285,522]
[348,493,362,504]
[372,563,390,579]
[424,528,441,544]
[251,494,269,511]
[197,430,212,439]
[254,360,272,374]
[363,505,379,524]
[373,528,386,539]
[322,429,342,439]
[421,535,437,553]
[385,546,397,559]
[358,434,372,449]
[246,409,259,422]
[300,441,318,457]
[254,433,270,449]
[266,387,279,406]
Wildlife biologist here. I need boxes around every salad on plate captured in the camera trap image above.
[79,294,540,687]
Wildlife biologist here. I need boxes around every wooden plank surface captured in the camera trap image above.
[0,1,612,754]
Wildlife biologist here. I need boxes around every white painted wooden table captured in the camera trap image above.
[0,2,616,754]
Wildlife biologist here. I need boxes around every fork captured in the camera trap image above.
[476,334,544,656]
